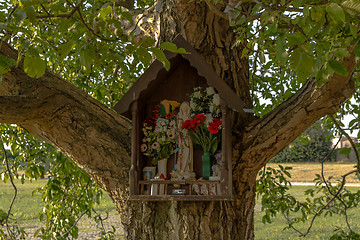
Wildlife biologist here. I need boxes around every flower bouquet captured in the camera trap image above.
[182,113,222,155]
[182,87,222,179]
[141,100,179,166]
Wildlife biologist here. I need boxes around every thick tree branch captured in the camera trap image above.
[204,0,228,20]
[0,43,132,196]
[241,49,357,171]
[0,96,40,123]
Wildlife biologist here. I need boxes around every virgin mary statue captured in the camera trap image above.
[171,102,196,180]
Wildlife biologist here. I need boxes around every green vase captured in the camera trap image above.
[201,151,212,180]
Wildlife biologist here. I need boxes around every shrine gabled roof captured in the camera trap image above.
[114,35,245,117]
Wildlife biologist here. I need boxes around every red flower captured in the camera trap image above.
[190,119,197,131]
[210,118,222,128]
[208,119,222,134]
[182,120,192,129]
[213,118,221,126]
[195,114,206,122]
[208,126,219,134]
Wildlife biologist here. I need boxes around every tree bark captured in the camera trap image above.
[0,0,358,239]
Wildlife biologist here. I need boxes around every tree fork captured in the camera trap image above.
[1,0,359,239]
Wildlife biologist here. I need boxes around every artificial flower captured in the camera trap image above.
[183,114,221,154]
[141,102,179,165]
[141,143,148,152]
[213,94,220,106]
[206,87,216,95]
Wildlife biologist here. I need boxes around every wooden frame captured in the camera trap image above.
[114,35,245,201]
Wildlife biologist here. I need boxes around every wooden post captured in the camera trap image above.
[130,101,139,196]
[220,99,231,196]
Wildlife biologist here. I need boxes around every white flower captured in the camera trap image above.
[213,94,220,106]
[209,104,214,113]
[168,131,175,140]
[206,87,216,95]
[169,120,176,127]
[151,142,160,150]
[161,136,166,142]
[204,114,213,127]
[194,91,202,99]
[190,100,196,109]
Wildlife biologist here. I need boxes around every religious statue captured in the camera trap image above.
[171,102,196,180]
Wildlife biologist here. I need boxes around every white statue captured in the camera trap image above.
[172,102,196,180]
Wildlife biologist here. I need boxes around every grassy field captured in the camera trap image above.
[0,162,359,239]
[254,185,360,239]
[266,162,359,183]
[0,179,122,239]
[257,162,360,239]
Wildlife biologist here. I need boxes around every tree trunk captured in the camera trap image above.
[119,2,257,239]
[0,0,357,239]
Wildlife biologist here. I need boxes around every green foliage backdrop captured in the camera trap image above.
[271,122,333,163]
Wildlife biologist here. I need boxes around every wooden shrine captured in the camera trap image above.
[114,35,245,201]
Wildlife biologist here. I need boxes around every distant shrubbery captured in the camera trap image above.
[271,123,333,163]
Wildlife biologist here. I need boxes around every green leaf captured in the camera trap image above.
[24,51,46,78]
[332,48,349,59]
[13,9,27,23]
[141,37,156,47]
[160,42,189,54]
[99,6,112,19]
[355,42,360,58]
[120,11,133,24]
[287,32,307,46]
[159,104,166,117]
[58,42,74,60]
[339,147,351,157]
[326,3,345,23]
[328,59,348,76]
[189,131,201,147]
[136,47,152,66]
[296,52,315,81]
[311,7,323,22]
[24,6,36,22]
[0,54,16,74]
[79,48,94,74]
[210,141,218,155]
[151,48,170,70]
[275,37,288,66]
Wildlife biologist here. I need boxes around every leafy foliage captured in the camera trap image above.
[0,124,116,239]
[230,0,360,116]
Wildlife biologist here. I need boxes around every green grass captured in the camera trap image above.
[0,179,117,219]
[255,186,360,239]
[0,178,120,238]
[0,179,45,221]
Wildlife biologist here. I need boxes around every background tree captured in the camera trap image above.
[271,122,333,163]
[0,0,360,239]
